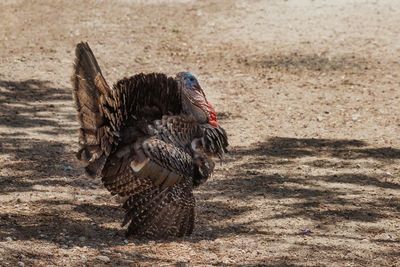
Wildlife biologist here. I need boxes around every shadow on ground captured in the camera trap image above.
[0,79,73,128]
[1,79,399,255]
[234,137,400,160]
[0,79,80,191]
[193,137,400,242]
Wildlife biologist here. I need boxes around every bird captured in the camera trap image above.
[71,42,228,238]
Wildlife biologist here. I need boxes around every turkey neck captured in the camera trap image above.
[181,91,208,124]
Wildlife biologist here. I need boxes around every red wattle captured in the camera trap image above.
[205,101,219,127]
[209,117,218,127]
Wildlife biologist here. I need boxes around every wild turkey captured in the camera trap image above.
[72,42,228,238]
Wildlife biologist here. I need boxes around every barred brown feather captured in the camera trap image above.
[72,42,228,239]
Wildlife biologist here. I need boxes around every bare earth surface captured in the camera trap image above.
[1,0,399,266]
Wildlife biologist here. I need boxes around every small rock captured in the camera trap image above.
[351,114,360,121]
[79,236,86,242]
[80,255,87,262]
[299,228,312,235]
[96,255,110,263]
[17,262,25,267]
[5,237,12,242]
[123,239,129,244]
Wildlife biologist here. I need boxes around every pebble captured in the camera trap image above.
[351,114,360,121]
[17,262,25,267]
[5,237,12,242]
[79,236,86,242]
[300,228,312,235]
[96,255,110,263]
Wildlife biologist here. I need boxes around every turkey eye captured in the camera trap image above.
[189,77,195,82]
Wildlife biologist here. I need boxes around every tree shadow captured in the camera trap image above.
[0,78,84,193]
[0,78,125,254]
[191,200,257,240]
[0,245,58,266]
[0,201,124,248]
[1,76,398,258]
[0,206,163,265]
[0,137,87,193]
[0,79,72,128]
[318,173,400,190]
[234,137,400,160]
[188,136,400,241]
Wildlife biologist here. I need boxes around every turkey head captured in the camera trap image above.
[176,72,219,127]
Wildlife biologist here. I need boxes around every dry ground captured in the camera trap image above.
[0,0,399,266]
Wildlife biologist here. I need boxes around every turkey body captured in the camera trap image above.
[72,42,228,238]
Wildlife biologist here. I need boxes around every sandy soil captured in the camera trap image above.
[0,0,399,266]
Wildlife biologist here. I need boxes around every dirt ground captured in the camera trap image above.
[0,0,399,266]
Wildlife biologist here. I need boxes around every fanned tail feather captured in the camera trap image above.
[72,42,115,176]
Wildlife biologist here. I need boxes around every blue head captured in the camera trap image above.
[175,72,218,126]
[178,72,200,91]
